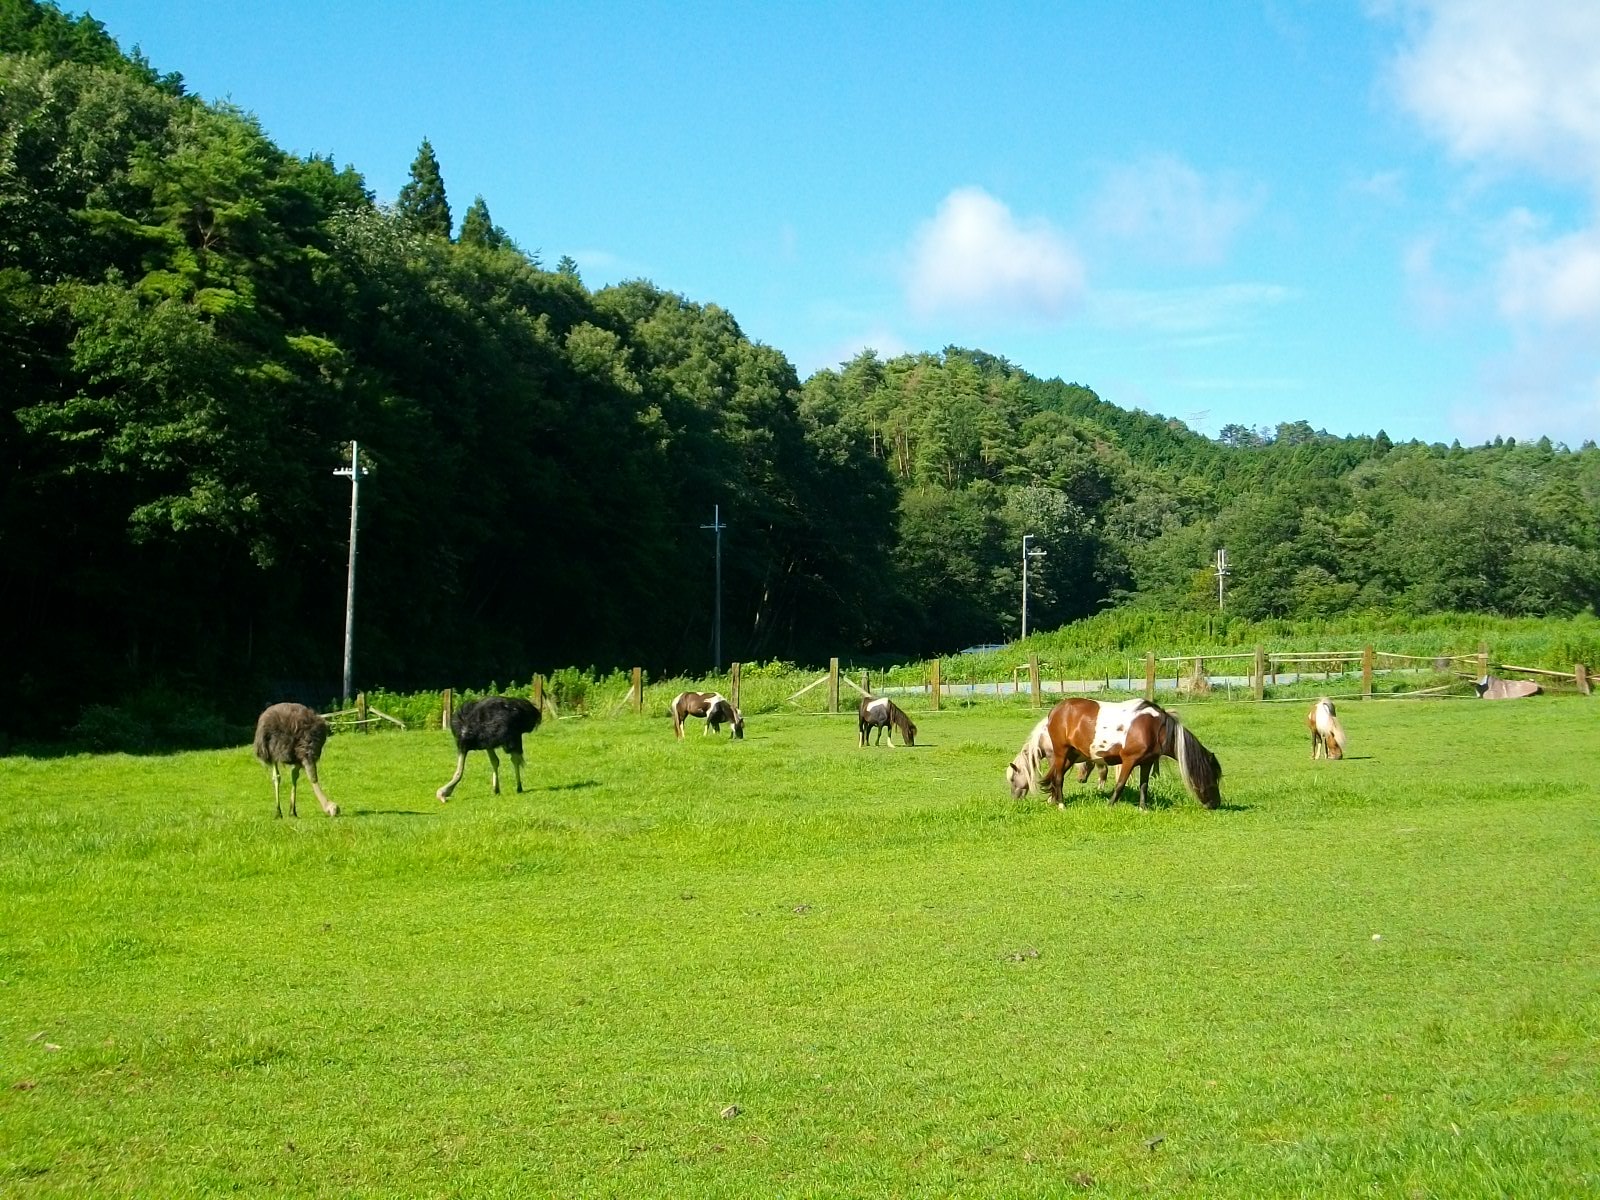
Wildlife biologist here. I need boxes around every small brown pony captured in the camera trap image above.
[1038,697,1222,810]
[1307,698,1346,760]
[858,696,916,747]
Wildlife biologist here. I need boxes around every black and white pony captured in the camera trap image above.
[858,696,917,747]
[671,691,744,740]
[437,695,542,801]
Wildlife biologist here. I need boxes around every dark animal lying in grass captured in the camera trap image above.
[437,696,542,802]
[254,702,338,818]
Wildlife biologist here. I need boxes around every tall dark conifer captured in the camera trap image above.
[458,194,502,250]
[397,137,451,238]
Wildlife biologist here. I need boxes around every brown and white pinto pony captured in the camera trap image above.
[671,691,744,740]
[1006,715,1108,799]
[858,696,917,747]
[1307,698,1346,760]
[1039,697,1222,810]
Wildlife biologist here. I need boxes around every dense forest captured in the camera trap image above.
[3,0,1599,740]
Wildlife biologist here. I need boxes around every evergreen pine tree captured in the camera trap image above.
[397,138,451,238]
[459,195,503,250]
[556,254,581,282]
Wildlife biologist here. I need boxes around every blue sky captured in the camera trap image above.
[80,1,1600,446]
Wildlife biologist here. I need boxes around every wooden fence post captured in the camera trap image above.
[1144,651,1155,701]
[828,658,839,713]
[533,674,544,712]
[1253,645,1265,702]
[441,688,453,731]
[1362,645,1375,699]
[730,661,742,708]
[930,659,941,711]
[863,670,870,697]
[1029,654,1041,707]
[356,691,368,733]
[1478,642,1489,680]
[1192,657,1205,692]
[631,667,643,715]
[1576,662,1590,696]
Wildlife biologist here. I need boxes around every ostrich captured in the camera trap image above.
[437,695,543,802]
[254,702,339,818]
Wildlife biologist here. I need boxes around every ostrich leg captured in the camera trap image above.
[437,753,468,802]
[289,764,301,817]
[487,747,502,794]
[510,751,526,793]
[303,758,339,816]
[271,764,283,818]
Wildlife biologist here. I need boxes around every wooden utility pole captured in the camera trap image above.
[930,659,941,711]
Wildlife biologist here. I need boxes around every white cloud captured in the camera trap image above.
[1386,0,1600,183]
[1450,353,1600,444]
[1497,222,1600,325]
[904,187,1085,322]
[1088,155,1264,266]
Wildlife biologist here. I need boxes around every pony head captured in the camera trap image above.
[730,707,745,739]
[900,714,917,747]
[1006,758,1032,799]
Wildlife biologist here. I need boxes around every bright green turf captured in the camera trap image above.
[2,699,1596,1197]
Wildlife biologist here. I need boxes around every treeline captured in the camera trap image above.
[3,0,1599,742]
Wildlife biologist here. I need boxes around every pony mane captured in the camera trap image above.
[1165,712,1222,808]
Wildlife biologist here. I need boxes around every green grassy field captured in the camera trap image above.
[2,698,1596,1197]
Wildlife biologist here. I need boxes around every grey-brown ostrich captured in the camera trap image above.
[254,702,339,818]
[437,695,543,802]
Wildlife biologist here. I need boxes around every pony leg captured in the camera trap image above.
[885,723,896,748]
[304,758,338,817]
[859,720,867,748]
[1047,743,1070,808]
[1107,760,1136,807]
[674,715,684,740]
[437,753,468,802]
[511,751,526,793]
[487,747,502,794]
[270,763,283,818]
[289,764,301,818]
[1136,762,1153,810]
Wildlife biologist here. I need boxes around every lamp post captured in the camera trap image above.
[1215,547,1229,611]
[333,441,368,705]
[1021,534,1047,640]
[701,505,726,671]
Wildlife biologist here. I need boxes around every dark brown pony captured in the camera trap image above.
[671,691,744,740]
[1041,697,1221,810]
[858,696,917,747]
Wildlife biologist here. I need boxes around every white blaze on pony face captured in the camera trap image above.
[1088,698,1154,759]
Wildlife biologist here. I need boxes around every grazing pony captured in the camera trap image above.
[254,702,338,818]
[1041,697,1222,810]
[671,691,744,740]
[1307,697,1346,760]
[437,695,542,802]
[1006,716,1109,799]
[858,696,917,747]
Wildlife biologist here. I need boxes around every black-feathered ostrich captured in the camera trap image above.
[254,702,339,818]
[437,695,543,802]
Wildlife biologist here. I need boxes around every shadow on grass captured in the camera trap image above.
[541,779,600,792]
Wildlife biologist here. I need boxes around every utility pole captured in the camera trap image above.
[1215,547,1229,611]
[701,505,726,671]
[1021,533,1046,640]
[334,442,367,704]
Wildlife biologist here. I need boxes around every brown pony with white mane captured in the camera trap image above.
[1038,697,1222,810]
[1006,715,1108,799]
[1307,697,1346,759]
[858,696,916,747]
[671,691,744,740]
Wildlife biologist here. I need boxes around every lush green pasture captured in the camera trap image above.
[2,699,1596,1197]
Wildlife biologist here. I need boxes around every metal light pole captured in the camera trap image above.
[1215,547,1230,611]
[1021,534,1047,640]
[701,505,726,671]
[334,442,367,704]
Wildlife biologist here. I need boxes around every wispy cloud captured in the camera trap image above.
[1088,155,1264,267]
[1385,0,1600,184]
[904,187,1085,322]
[1496,219,1600,326]
[1088,283,1295,335]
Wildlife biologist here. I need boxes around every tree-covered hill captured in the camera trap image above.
[3,0,1597,740]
